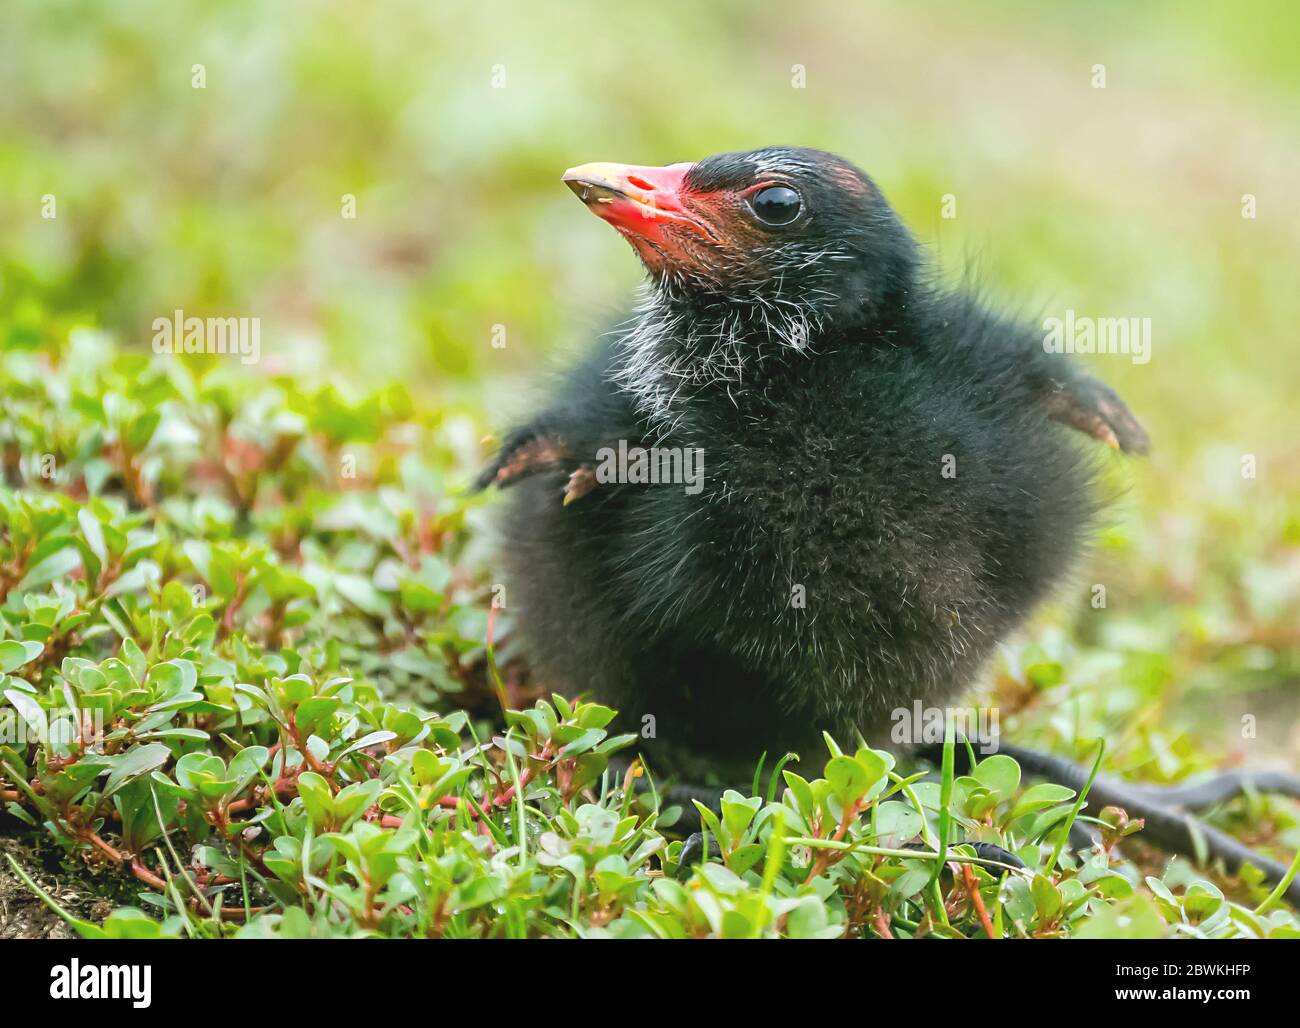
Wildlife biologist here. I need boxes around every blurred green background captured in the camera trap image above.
[2,0,1297,763]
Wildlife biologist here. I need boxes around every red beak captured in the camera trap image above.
[562,161,714,262]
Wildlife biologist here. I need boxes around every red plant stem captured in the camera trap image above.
[288,724,331,777]
[85,830,127,864]
[130,857,168,891]
[221,573,247,633]
[873,906,894,939]
[130,857,267,921]
[804,798,862,885]
[433,740,553,815]
[961,863,996,939]
[78,828,261,922]
[491,769,531,808]
[225,777,298,815]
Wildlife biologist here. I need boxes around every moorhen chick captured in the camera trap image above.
[479,147,1300,898]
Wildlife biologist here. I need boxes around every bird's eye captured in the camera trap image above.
[749,185,802,227]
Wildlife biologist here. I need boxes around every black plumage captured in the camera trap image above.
[479,146,1148,779]
[475,146,1300,902]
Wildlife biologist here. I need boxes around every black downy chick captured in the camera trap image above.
[479,148,1300,898]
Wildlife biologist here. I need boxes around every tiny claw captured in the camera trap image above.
[562,466,597,506]
[1044,382,1147,455]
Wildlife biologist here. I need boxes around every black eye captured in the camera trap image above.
[749,185,802,226]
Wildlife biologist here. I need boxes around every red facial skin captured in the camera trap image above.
[563,161,737,275]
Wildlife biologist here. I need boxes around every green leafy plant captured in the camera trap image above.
[1,319,1297,939]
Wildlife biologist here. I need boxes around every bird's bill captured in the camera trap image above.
[562,161,715,266]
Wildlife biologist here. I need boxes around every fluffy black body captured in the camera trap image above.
[476,147,1300,901]
[484,148,1140,777]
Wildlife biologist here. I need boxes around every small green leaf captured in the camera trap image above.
[0,641,44,673]
[103,743,172,798]
[972,754,1021,803]
[1010,782,1075,820]
[297,771,334,828]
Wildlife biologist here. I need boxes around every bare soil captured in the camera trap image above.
[0,815,125,939]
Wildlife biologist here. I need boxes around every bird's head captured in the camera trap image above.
[563,147,918,329]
